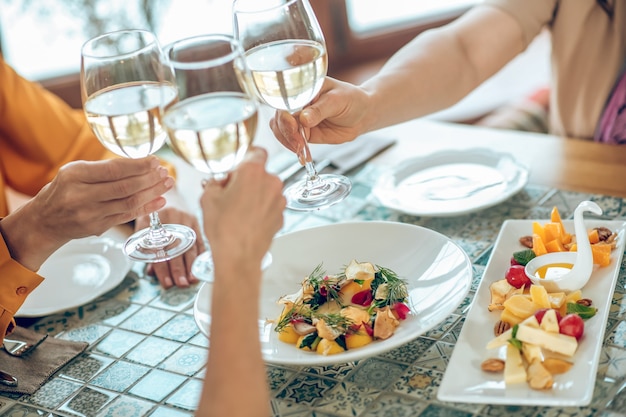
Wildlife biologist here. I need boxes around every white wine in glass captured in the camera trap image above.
[233,0,352,211]
[162,34,271,281]
[81,29,197,263]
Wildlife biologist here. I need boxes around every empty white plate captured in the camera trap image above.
[372,148,528,216]
[16,228,132,317]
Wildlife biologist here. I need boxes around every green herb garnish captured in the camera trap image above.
[566,302,598,319]
[512,249,536,266]
[508,324,523,350]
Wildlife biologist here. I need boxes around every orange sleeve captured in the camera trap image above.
[0,57,175,199]
[0,57,115,197]
[0,225,44,345]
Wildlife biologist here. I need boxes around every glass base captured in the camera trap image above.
[284,173,352,211]
[124,224,196,263]
[191,250,273,282]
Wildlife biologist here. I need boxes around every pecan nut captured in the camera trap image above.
[481,358,505,373]
[494,320,511,337]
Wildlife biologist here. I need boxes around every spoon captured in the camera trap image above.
[525,200,603,292]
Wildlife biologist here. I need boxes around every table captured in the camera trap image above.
[2,119,625,416]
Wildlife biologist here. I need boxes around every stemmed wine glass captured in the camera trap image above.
[233,0,352,211]
[80,29,197,262]
[161,33,271,281]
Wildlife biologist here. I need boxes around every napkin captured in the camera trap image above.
[0,326,88,395]
[277,134,397,182]
[309,134,396,174]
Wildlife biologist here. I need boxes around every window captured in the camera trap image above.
[310,0,480,76]
[0,1,476,105]
[0,0,234,80]
[346,0,480,34]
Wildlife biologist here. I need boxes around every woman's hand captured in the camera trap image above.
[200,147,285,281]
[136,205,205,289]
[269,77,372,150]
[0,156,174,271]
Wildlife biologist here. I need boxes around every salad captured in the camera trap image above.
[273,259,410,355]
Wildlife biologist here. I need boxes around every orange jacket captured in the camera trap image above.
[0,57,112,341]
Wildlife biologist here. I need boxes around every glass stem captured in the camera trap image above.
[143,211,174,248]
[296,121,319,183]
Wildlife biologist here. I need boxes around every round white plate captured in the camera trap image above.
[193,221,472,365]
[372,148,528,217]
[16,229,132,318]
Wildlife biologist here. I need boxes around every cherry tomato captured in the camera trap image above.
[534,308,562,324]
[559,314,584,340]
[505,264,531,289]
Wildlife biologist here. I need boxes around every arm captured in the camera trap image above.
[195,147,285,417]
[0,156,173,345]
[270,6,527,147]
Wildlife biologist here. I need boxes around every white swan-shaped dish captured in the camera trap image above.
[524,200,602,292]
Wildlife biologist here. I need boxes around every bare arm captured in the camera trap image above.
[361,6,526,131]
[0,156,173,272]
[195,147,285,417]
[270,6,527,146]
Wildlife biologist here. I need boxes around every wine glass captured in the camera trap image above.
[233,0,352,211]
[80,29,197,263]
[161,33,271,281]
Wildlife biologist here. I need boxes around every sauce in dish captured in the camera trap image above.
[534,262,574,279]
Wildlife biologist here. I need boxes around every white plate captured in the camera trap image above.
[16,229,132,318]
[438,219,626,406]
[194,221,472,365]
[372,148,528,217]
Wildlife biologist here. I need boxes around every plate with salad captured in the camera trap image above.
[194,221,473,365]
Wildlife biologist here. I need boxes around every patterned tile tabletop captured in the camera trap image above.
[1,164,625,417]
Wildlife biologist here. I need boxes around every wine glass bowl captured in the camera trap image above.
[80,29,197,263]
[162,33,269,281]
[162,34,257,179]
[233,0,352,211]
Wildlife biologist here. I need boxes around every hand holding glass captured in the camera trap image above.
[233,0,352,211]
[162,34,270,281]
[80,29,196,262]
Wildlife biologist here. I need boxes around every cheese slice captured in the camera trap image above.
[486,315,540,350]
[515,325,578,357]
[539,309,560,333]
[504,344,527,385]
[521,342,543,363]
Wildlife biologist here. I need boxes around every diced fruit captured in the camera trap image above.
[500,308,525,326]
[345,329,374,349]
[532,234,548,256]
[545,238,566,252]
[488,279,522,311]
[529,285,551,309]
[278,324,300,344]
[559,314,584,341]
[316,338,345,355]
[527,358,553,390]
[503,294,541,319]
[542,358,573,375]
[548,292,566,309]
[505,265,531,289]
[532,222,546,243]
